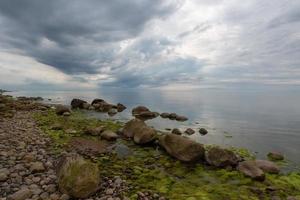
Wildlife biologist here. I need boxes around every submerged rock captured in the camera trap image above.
[237,161,265,181]
[159,134,205,162]
[255,160,280,174]
[171,128,182,135]
[199,128,208,135]
[71,98,87,109]
[56,154,100,198]
[267,152,284,161]
[184,128,195,135]
[205,147,239,168]
[168,113,177,120]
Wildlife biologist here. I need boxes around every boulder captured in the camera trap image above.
[91,99,106,105]
[267,152,284,161]
[171,128,182,135]
[184,128,195,135]
[122,119,156,144]
[116,103,126,112]
[176,115,188,122]
[159,134,205,162]
[199,128,208,135]
[133,125,156,144]
[101,130,118,141]
[135,111,159,121]
[9,188,32,200]
[84,126,105,136]
[132,106,150,115]
[205,147,239,167]
[255,160,280,174]
[123,119,145,138]
[57,154,100,198]
[71,99,87,109]
[168,113,177,120]
[237,161,265,181]
[55,105,71,115]
[160,113,170,118]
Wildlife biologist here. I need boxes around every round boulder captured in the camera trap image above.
[57,154,100,198]
[71,99,87,109]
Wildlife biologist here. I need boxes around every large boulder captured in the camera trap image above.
[132,106,150,115]
[71,99,87,109]
[56,154,101,198]
[55,105,71,115]
[255,160,280,174]
[159,134,205,162]
[205,147,239,168]
[122,119,156,144]
[237,161,265,181]
[123,119,145,138]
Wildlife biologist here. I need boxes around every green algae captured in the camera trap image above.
[33,108,300,200]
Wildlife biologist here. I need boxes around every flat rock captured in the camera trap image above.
[159,134,205,162]
[255,160,280,174]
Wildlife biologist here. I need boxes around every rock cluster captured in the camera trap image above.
[70,98,127,116]
[160,112,188,121]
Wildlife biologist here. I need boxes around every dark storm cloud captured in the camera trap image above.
[0,0,180,74]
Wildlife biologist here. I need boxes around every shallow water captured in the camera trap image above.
[7,88,300,167]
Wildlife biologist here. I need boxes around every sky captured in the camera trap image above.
[0,0,300,90]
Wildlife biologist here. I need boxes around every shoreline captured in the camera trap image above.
[0,94,300,199]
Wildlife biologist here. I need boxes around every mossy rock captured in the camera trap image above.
[57,154,100,198]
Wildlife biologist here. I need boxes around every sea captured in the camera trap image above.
[7,87,300,170]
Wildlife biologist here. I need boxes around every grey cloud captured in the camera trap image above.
[0,0,180,74]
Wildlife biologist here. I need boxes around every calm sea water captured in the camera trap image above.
[7,88,300,168]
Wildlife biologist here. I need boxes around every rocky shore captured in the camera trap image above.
[0,93,300,200]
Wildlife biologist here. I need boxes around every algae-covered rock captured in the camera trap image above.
[159,134,205,162]
[57,154,100,198]
[205,146,239,168]
[255,160,280,174]
[237,160,265,181]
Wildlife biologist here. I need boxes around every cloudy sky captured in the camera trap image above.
[0,0,299,90]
